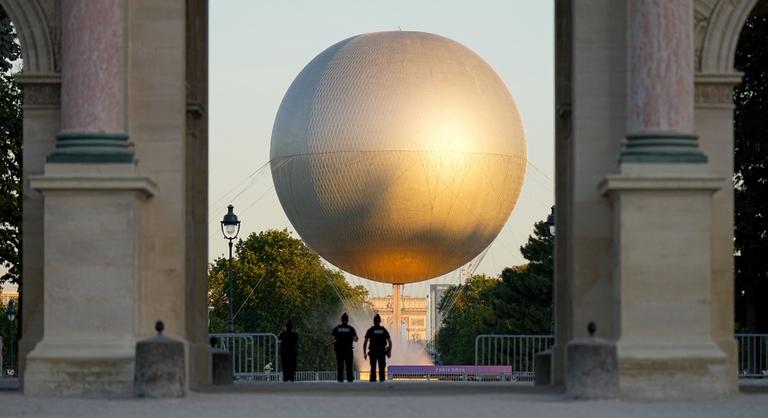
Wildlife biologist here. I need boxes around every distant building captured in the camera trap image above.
[428,284,451,342]
[0,290,18,307]
[370,295,427,343]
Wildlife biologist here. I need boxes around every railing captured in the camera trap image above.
[294,371,373,381]
[474,334,768,380]
[241,371,373,382]
[737,334,768,378]
[208,333,768,382]
[287,370,513,382]
[474,335,554,382]
[209,333,279,380]
[294,370,338,381]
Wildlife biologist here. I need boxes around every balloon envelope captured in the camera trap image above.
[271,31,526,284]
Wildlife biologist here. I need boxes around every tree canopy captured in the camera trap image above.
[435,219,553,364]
[208,229,369,370]
[734,13,768,332]
[0,15,22,286]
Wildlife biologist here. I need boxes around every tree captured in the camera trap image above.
[434,218,553,364]
[734,14,768,333]
[0,14,22,286]
[490,221,553,335]
[434,274,498,364]
[208,229,369,370]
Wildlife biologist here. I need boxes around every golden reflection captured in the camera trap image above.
[271,32,527,284]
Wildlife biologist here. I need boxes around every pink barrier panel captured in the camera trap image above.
[389,365,512,374]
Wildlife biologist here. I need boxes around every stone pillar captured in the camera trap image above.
[694,72,743,392]
[596,0,730,399]
[48,0,133,163]
[620,0,706,163]
[14,73,60,388]
[23,0,157,397]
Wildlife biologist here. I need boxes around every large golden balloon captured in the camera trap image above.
[271,32,526,284]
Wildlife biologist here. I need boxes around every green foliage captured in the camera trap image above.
[0,300,18,373]
[0,16,22,286]
[434,220,553,364]
[208,229,369,370]
[434,274,498,364]
[734,14,768,332]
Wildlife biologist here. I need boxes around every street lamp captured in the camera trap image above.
[220,205,241,334]
[6,300,15,376]
[545,206,556,336]
[546,205,556,237]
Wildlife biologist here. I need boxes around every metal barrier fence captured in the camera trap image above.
[474,335,554,367]
[242,371,372,382]
[737,334,768,378]
[208,333,768,381]
[209,333,279,380]
[474,334,768,380]
[272,370,515,382]
[294,371,374,381]
[474,334,554,381]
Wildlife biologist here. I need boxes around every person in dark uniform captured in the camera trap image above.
[331,313,358,382]
[278,320,298,382]
[364,314,392,382]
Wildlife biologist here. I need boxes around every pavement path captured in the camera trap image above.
[2,381,768,418]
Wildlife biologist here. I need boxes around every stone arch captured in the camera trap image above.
[695,0,763,73]
[0,0,57,74]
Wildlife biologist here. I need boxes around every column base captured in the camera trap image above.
[188,340,213,389]
[601,171,733,400]
[24,338,135,397]
[617,339,731,399]
[27,168,157,397]
[620,131,708,164]
[714,336,739,391]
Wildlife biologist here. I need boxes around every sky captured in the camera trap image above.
[208,0,554,298]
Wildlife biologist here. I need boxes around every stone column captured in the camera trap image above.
[47,0,133,163]
[24,0,156,397]
[621,0,706,163]
[595,0,730,399]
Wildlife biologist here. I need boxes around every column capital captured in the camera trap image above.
[694,72,743,108]
[14,72,61,109]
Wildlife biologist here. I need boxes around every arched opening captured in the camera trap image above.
[734,3,768,335]
[206,1,556,377]
[0,5,22,378]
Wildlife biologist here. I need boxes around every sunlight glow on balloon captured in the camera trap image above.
[270,31,526,284]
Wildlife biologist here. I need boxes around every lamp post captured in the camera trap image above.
[220,205,241,334]
[546,205,556,237]
[545,206,555,335]
[6,300,15,376]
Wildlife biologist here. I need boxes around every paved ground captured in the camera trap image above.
[2,381,768,418]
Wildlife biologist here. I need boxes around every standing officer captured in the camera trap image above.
[331,313,358,382]
[278,320,298,382]
[364,314,392,382]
